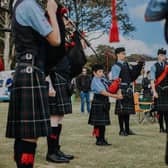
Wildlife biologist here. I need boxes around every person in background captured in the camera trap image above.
[88,64,122,146]
[142,70,152,99]
[150,48,168,133]
[76,67,91,114]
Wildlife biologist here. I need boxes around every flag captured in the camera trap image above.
[109,0,119,43]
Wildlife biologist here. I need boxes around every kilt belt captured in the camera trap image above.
[17,62,44,75]
[16,53,44,75]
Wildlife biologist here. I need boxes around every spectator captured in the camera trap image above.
[142,70,152,99]
[76,67,91,114]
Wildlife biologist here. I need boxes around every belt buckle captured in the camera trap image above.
[26,53,32,60]
[26,66,33,73]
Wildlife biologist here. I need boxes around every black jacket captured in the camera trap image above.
[76,75,91,92]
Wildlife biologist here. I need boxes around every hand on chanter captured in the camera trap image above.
[137,58,145,66]
[116,89,123,100]
[49,88,56,97]
[153,91,158,99]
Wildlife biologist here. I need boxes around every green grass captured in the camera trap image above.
[0,101,168,168]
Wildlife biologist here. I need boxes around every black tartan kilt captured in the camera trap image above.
[154,87,168,111]
[115,95,135,115]
[88,94,111,126]
[49,72,72,116]
[6,67,51,138]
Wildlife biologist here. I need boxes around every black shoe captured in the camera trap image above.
[145,0,168,21]
[57,150,74,160]
[127,129,136,135]
[160,128,166,133]
[102,139,112,146]
[46,153,70,163]
[96,140,112,146]
[119,131,128,136]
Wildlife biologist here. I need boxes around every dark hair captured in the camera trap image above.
[115,47,125,55]
[157,48,166,55]
[92,64,104,72]
[147,71,150,74]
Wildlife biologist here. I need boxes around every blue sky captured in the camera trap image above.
[124,0,168,55]
[87,0,168,57]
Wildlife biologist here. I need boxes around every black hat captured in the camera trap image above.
[115,47,126,55]
[157,48,166,55]
[92,64,104,72]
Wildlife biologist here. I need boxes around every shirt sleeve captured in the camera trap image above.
[150,65,156,81]
[16,1,53,37]
[91,78,106,94]
[111,64,121,80]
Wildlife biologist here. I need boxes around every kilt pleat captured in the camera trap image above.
[88,94,111,126]
[115,96,135,115]
[6,68,51,138]
[49,72,72,115]
[155,88,168,111]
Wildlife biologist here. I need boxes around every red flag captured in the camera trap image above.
[109,0,119,43]
[0,57,4,71]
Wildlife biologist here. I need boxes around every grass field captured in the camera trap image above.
[0,101,168,168]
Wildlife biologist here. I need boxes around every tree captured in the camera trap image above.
[62,0,135,35]
[87,44,116,73]
[0,0,13,70]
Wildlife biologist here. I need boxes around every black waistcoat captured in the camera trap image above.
[12,0,47,70]
[116,62,131,84]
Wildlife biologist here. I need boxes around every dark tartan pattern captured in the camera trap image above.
[115,95,135,115]
[49,72,72,115]
[6,67,51,138]
[155,86,168,112]
[88,94,111,126]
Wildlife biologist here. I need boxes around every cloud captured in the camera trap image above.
[129,2,165,28]
[84,31,164,56]
[129,3,147,20]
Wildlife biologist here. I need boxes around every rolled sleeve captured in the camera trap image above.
[91,78,106,94]
[111,64,121,80]
[150,65,156,81]
[16,1,53,37]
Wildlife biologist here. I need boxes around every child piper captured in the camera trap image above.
[88,64,123,146]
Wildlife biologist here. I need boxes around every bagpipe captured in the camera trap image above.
[54,1,99,78]
[108,78,121,94]
[55,1,98,56]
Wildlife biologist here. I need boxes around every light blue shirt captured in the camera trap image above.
[91,76,108,94]
[150,65,156,81]
[111,61,124,80]
[150,61,165,80]
[15,0,53,37]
